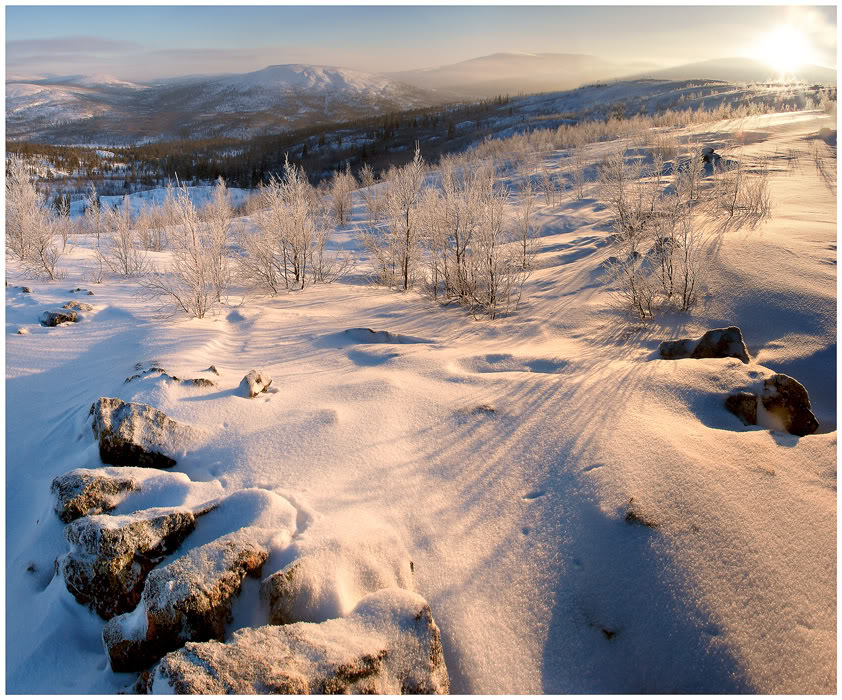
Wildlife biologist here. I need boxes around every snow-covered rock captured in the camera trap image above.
[658,326,750,363]
[261,524,415,625]
[40,309,78,326]
[51,467,139,523]
[148,588,449,694]
[59,507,197,619]
[62,300,93,312]
[761,374,819,436]
[103,530,268,672]
[725,374,819,436]
[89,397,199,468]
[240,369,272,398]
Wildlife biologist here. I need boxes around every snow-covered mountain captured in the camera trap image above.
[5,64,446,143]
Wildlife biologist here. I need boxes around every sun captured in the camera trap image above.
[750,24,814,75]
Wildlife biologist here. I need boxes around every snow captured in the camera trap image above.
[5,110,836,694]
[71,185,252,218]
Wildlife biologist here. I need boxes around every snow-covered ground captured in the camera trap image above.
[5,111,836,693]
[68,185,253,218]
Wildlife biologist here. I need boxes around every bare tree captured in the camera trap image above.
[515,180,540,270]
[98,196,147,277]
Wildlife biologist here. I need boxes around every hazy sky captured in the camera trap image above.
[6,5,837,81]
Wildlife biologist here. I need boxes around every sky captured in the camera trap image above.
[5,5,837,81]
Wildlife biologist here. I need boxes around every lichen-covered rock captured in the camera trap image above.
[62,300,93,311]
[40,309,78,327]
[103,532,268,672]
[90,397,198,468]
[51,468,139,523]
[58,507,197,619]
[761,374,819,436]
[147,588,449,694]
[725,391,758,427]
[261,528,415,626]
[240,369,272,398]
[659,326,750,363]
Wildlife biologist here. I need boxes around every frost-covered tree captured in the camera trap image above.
[5,155,64,280]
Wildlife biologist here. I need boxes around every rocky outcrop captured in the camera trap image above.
[51,468,139,523]
[761,374,819,436]
[240,370,272,398]
[659,326,750,363]
[147,588,449,694]
[90,397,198,468]
[40,310,78,327]
[62,300,93,311]
[58,507,197,619]
[725,374,819,436]
[103,532,268,672]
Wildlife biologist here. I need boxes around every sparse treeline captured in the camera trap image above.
[7,80,818,320]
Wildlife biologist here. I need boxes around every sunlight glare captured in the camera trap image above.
[750,24,814,75]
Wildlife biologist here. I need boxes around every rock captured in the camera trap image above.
[90,397,197,468]
[183,378,216,388]
[62,300,93,311]
[147,588,449,694]
[103,532,268,672]
[40,310,78,327]
[51,468,139,523]
[58,507,197,619]
[658,326,750,363]
[761,374,819,436]
[125,367,181,383]
[206,365,219,375]
[260,526,415,626]
[725,391,758,427]
[21,286,32,293]
[88,290,95,295]
[17,328,28,335]
[240,370,272,398]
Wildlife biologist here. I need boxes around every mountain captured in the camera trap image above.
[387,52,659,97]
[5,65,447,144]
[633,57,837,85]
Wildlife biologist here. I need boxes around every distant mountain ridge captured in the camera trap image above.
[387,52,660,97]
[631,57,837,85]
[6,53,836,144]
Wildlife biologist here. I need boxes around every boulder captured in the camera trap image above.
[725,391,758,427]
[659,326,750,363]
[40,310,78,327]
[761,374,819,436]
[51,468,139,523]
[58,507,197,619]
[103,532,268,672]
[62,300,93,312]
[240,370,272,398]
[21,286,32,293]
[90,397,198,468]
[207,365,219,375]
[147,588,449,694]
